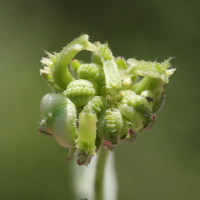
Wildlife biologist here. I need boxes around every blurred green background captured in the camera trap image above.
[1,0,200,199]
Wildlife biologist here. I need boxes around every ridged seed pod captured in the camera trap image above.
[63,79,96,107]
[97,108,124,145]
[77,63,105,94]
[82,96,106,115]
[118,94,153,131]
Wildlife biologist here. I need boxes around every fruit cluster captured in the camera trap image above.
[38,35,175,165]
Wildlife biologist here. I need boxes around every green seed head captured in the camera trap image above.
[38,34,175,165]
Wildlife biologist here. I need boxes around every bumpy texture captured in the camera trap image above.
[39,34,175,165]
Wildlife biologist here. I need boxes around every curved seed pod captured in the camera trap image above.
[118,94,153,131]
[77,63,105,93]
[63,79,96,107]
[94,42,121,95]
[76,102,97,166]
[40,35,99,91]
[97,108,124,145]
[39,93,77,148]
[82,96,106,115]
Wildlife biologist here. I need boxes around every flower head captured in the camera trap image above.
[38,34,175,165]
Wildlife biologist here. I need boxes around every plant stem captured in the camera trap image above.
[94,149,109,200]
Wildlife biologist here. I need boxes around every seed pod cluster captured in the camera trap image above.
[39,34,175,165]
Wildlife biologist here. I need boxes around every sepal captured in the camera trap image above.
[122,58,175,83]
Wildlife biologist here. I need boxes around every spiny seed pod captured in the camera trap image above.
[39,93,77,148]
[63,79,96,107]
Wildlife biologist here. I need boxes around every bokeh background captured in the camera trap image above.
[1,0,200,199]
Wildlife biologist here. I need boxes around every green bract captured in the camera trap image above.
[39,34,175,165]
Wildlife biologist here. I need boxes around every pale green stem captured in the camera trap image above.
[94,149,109,200]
